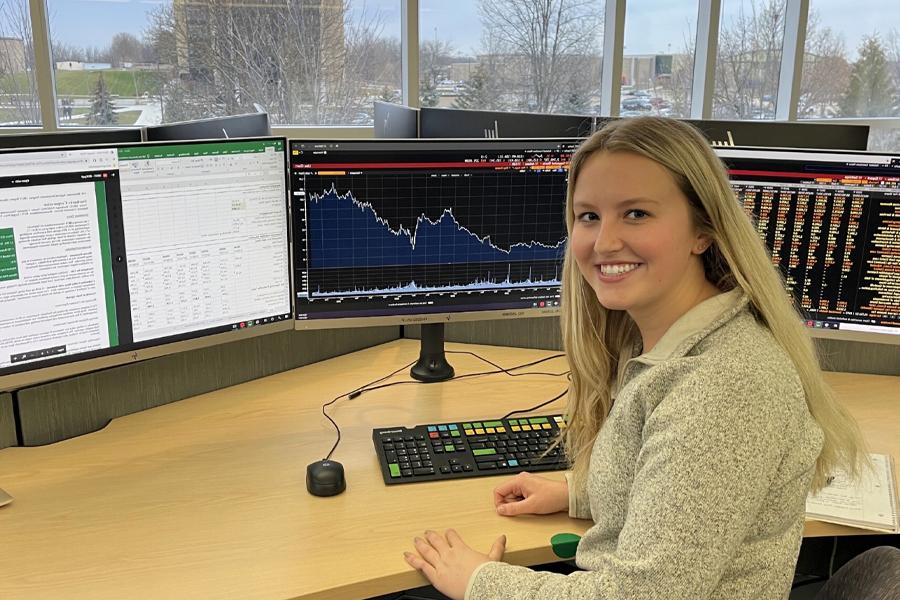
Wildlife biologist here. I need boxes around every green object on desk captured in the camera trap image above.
[550,533,581,559]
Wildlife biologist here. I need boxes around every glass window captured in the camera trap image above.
[800,1,900,120]
[868,126,900,153]
[621,1,698,118]
[420,0,605,114]
[47,0,401,127]
[713,0,786,120]
[0,0,40,126]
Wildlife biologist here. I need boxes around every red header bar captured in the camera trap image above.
[729,168,900,183]
[292,160,569,170]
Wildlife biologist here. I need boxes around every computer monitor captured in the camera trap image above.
[373,102,419,139]
[717,146,900,345]
[143,113,271,142]
[0,128,142,149]
[419,107,870,151]
[289,138,577,380]
[419,107,597,139]
[694,119,869,151]
[0,137,292,391]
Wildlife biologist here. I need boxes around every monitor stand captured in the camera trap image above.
[0,487,11,507]
[410,323,455,383]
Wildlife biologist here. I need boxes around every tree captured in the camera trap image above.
[840,35,897,117]
[713,0,785,119]
[87,73,117,126]
[420,38,454,106]
[797,12,849,118]
[109,32,144,67]
[453,64,493,109]
[477,0,602,113]
[145,0,395,125]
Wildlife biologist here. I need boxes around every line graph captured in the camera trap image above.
[307,184,566,270]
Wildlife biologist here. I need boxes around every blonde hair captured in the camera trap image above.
[560,116,865,492]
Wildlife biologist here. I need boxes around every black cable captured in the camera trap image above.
[500,388,568,420]
[319,351,570,461]
[321,359,416,461]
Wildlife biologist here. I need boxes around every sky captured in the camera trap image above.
[45,0,900,60]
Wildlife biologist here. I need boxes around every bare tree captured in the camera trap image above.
[145,0,394,125]
[0,0,40,125]
[477,0,602,113]
[713,0,785,119]
[798,12,849,118]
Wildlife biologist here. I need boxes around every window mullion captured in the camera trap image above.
[29,0,57,130]
[775,0,809,121]
[599,0,625,116]
[690,0,721,120]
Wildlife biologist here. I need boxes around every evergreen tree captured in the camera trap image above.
[560,89,589,114]
[839,35,897,117]
[453,65,491,109]
[419,70,439,107]
[378,86,400,104]
[87,73,118,126]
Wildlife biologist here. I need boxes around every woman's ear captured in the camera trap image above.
[692,234,713,255]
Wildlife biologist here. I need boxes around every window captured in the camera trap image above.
[0,0,40,126]
[621,1,699,118]
[713,0,786,120]
[420,0,605,114]
[47,0,401,127]
[800,1,900,120]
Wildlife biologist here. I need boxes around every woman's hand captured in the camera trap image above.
[403,529,506,600]
[493,472,569,516]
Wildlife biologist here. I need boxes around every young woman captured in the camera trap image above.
[403,117,865,600]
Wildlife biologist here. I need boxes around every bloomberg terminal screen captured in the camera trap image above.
[718,148,900,337]
[290,139,579,322]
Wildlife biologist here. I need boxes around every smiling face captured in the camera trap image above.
[570,150,716,342]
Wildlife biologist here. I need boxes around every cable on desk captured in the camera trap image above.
[319,352,569,462]
[321,359,417,461]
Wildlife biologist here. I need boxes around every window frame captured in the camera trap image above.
[1,0,895,144]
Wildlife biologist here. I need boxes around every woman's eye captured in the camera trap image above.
[625,209,649,220]
[577,212,599,222]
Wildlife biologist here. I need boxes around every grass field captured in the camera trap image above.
[1,69,163,98]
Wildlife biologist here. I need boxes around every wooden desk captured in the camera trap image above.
[0,340,896,599]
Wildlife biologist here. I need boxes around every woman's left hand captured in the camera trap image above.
[403,529,507,600]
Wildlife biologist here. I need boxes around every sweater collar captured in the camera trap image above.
[622,287,749,368]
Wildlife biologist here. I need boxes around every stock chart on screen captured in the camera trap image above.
[290,139,578,325]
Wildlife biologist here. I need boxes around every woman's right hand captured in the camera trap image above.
[493,472,569,516]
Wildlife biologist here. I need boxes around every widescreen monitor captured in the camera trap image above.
[0,128,142,149]
[0,137,292,391]
[419,107,870,152]
[717,146,899,345]
[373,101,419,138]
[695,119,868,151]
[419,107,597,139]
[289,138,577,380]
[144,112,271,142]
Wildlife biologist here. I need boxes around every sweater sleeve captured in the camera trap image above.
[466,363,795,600]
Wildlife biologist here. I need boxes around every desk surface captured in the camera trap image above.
[0,340,897,600]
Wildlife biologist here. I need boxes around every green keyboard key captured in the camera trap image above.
[389,463,401,478]
[473,448,496,456]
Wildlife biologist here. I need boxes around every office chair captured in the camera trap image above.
[814,546,900,600]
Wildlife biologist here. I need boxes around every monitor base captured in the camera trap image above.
[410,323,455,383]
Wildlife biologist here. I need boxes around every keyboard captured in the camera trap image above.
[373,415,566,485]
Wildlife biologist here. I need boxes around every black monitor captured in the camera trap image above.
[419,107,870,152]
[373,102,419,138]
[694,119,869,151]
[717,146,899,345]
[144,113,271,142]
[0,137,292,391]
[419,107,597,139]
[289,138,576,380]
[0,128,142,149]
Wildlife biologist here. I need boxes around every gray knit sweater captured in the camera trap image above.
[466,289,824,600]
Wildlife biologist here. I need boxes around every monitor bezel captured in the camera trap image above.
[716,145,900,347]
[0,136,294,392]
[289,137,579,331]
